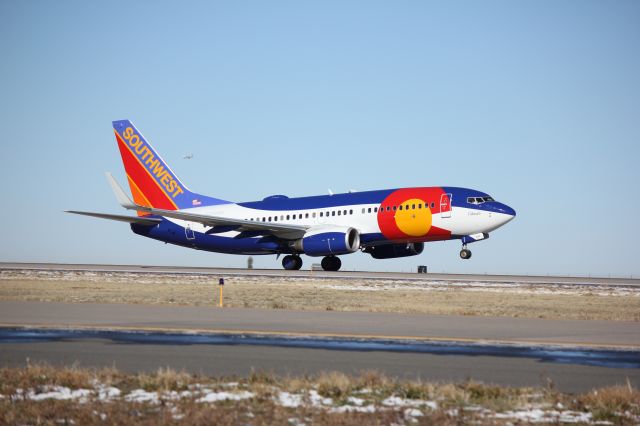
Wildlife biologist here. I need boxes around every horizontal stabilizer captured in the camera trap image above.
[65,210,161,225]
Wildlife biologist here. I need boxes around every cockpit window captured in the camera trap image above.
[467,196,495,205]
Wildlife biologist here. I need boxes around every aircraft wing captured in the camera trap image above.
[65,210,162,225]
[105,172,308,239]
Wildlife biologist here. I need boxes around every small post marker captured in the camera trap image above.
[218,278,225,308]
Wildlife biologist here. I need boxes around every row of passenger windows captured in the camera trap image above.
[245,202,437,223]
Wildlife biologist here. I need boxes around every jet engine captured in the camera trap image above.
[292,226,360,257]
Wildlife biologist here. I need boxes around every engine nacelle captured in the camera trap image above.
[292,226,361,257]
[365,242,424,259]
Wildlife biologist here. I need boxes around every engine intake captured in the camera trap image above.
[292,226,360,257]
[365,242,424,259]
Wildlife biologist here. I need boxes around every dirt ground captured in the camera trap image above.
[1,270,638,321]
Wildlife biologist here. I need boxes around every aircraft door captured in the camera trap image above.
[440,193,452,218]
[185,223,195,240]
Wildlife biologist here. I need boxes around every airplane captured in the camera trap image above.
[183,153,193,160]
[67,120,516,271]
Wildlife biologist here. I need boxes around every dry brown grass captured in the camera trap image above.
[1,271,639,321]
[1,364,638,425]
[576,381,640,423]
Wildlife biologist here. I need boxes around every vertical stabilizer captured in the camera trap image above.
[112,120,230,213]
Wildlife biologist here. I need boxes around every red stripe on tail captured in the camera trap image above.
[115,132,177,211]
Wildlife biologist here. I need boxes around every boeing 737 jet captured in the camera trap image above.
[67,120,516,271]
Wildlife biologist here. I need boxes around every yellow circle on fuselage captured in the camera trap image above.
[395,198,432,237]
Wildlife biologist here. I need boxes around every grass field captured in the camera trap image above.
[1,269,638,321]
[1,363,639,425]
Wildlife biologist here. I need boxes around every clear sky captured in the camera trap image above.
[1,1,639,277]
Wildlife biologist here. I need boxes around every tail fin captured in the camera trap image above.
[112,120,230,212]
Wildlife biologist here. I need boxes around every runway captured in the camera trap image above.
[1,301,639,393]
[2,262,638,286]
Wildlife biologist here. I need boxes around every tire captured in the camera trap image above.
[321,256,342,271]
[459,249,472,260]
[293,256,303,270]
[282,255,297,270]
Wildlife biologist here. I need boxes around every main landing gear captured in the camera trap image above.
[321,255,342,271]
[459,244,472,260]
[282,255,303,270]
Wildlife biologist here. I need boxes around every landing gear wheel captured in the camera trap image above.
[459,249,472,259]
[321,256,342,271]
[282,255,303,270]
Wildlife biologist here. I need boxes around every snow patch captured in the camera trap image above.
[197,390,254,403]
[330,404,376,413]
[382,395,437,409]
[27,386,92,402]
[96,385,121,401]
[404,408,424,418]
[494,409,593,423]
[278,392,304,408]
[124,389,160,404]
[308,390,332,406]
[346,396,364,406]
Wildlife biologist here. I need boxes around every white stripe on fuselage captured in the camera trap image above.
[165,204,512,242]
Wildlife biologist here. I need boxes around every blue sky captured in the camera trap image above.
[1,1,638,276]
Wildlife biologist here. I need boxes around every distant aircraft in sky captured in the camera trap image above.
[67,120,516,271]
[182,153,193,160]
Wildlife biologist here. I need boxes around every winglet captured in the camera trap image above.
[106,172,137,209]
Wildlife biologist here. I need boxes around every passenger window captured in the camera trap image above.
[399,205,403,210]
[305,213,309,218]
[286,215,290,220]
[418,204,422,209]
[274,216,277,222]
[320,212,323,217]
[312,212,316,218]
[393,206,397,211]
[332,211,336,216]
[338,211,341,216]
[368,208,372,213]
[262,218,265,222]
[431,202,435,208]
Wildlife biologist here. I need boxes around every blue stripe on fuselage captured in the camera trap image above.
[130,218,283,255]
[130,217,390,255]
[238,189,393,211]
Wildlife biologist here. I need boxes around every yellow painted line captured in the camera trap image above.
[0,323,638,351]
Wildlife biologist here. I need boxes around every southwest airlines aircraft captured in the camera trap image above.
[68,120,516,271]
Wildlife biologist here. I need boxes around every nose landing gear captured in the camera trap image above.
[459,244,472,260]
[282,255,303,270]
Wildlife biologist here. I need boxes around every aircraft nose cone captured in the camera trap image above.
[501,203,516,217]
[493,202,516,218]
